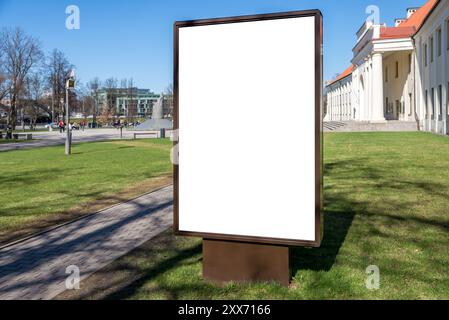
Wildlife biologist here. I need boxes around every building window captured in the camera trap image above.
[409,93,413,117]
[447,20,449,51]
[447,82,449,116]
[424,43,428,67]
[430,88,435,119]
[385,67,388,82]
[396,100,401,117]
[386,99,393,115]
[430,36,434,63]
[425,90,428,118]
[385,97,389,114]
[395,61,399,78]
[438,85,442,118]
[437,28,442,57]
[408,54,412,74]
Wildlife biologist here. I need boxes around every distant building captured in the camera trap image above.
[96,88,165,118]
[325,0,448,135]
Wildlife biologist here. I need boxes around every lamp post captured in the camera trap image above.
[65,69,76,156]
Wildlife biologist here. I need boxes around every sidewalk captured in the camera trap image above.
[0,186,173,300]
[0,129,133,152]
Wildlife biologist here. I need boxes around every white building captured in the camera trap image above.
[325,0,448,135]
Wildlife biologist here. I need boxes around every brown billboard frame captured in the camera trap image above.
[173,10,323,248]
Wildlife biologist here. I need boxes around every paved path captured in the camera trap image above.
[0,128,170,152]
[0,186,173,300]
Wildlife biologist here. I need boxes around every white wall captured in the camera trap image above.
[415,0,449,134]
[325,75,353,121]
[383,50,415,121]
[326,0,449,135]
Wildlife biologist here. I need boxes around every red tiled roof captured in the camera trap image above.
[400,0,438,29]
[379,0,439,40]
[328,65,354,86]
[328,0,439,86]
[379,26,416,39]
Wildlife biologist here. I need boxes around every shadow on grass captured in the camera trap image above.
[78,159,360,300]
[103,241,202,300]
[292,156,449,277]
[291,160,357,274]
[52,134,449,300]
[291,210,355,274]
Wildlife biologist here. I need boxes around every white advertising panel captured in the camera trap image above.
[175,11,323,246]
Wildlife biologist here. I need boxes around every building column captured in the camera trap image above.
[371,53,386,122]
[348,85,352,120]
[338,88,341,120]
[334,89,338,121]
[324,93,330,121]
[346,84,350,120]
[333,91,336,121]
[344,84,348,120]
[330,92,333,121]
[331,91,334,121]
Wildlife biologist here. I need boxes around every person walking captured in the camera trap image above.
[59,120,65,133]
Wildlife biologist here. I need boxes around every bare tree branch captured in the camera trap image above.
[0,27,43,129]
[46,49,73,122]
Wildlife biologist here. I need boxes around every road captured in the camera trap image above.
[0,128,155,152]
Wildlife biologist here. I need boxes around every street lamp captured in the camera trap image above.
[65,69,76,155]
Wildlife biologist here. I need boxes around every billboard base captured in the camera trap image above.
[203,239,290,287]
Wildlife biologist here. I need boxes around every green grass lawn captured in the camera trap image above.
[58,132,449,300]
[0,139,173,244]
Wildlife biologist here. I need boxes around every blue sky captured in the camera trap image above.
[0,0,427,92]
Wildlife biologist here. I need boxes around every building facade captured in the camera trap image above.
[96,88,161,118]
[325,0,449,135]
[325,66,354,121]
[415,0,449,134]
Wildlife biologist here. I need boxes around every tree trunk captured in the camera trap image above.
[9,94,18,130]
[31,114,37,131]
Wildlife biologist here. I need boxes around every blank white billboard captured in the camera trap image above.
[175,11,322,246]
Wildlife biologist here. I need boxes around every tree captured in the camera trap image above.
[82,95,95,119]
[165,83,173,96]
[0,50,8,102]
[46,49,73,122]
[163,84,174,119]
[119,78,128,116]
[88,78,101,126]
[98,106,113,126]
[127,78,137,124]
[104,77,118,120]
[24,72,45,130]
[74,82,89,118]
[0,27,43,129]
[0,72,8,103]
